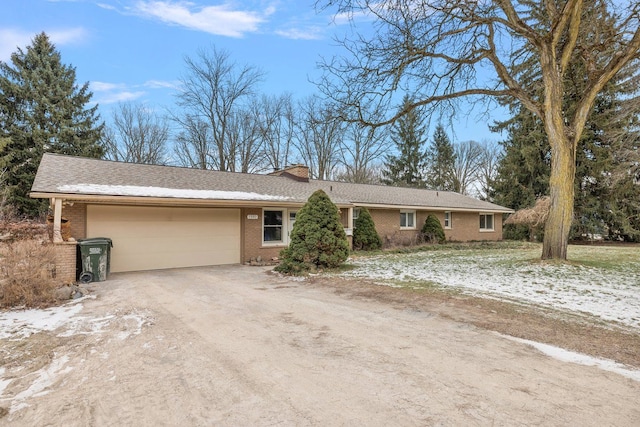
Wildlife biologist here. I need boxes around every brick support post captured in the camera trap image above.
[53,243,77,284]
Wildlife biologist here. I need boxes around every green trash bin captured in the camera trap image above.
[78,238,113,283]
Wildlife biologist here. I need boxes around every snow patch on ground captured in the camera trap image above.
[503,335,640,382]
[339,249,640,330]
[0,302,84,340]
[8,354,72,413]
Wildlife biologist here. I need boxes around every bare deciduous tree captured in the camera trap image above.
[176,46,264,171]
[452,140,484,195]
[226,107,263,173]
[295,96,344,180]
[477,140,503,201]
[256,93,296,172]
[317,0,640,259]
[173,114,212,169]
[102,102,169,165]
[338,122,390,183]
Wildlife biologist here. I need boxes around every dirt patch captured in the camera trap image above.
[308,275,640,368]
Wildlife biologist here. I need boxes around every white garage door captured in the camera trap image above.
[87,205,241,272]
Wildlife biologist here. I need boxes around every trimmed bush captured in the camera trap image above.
[353,207,382,251]
[275,190,349,274]
[421,214,445,244]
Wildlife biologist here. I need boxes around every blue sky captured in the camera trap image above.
[1,0,502,143]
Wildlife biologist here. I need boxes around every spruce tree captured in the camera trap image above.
[421,214,445,244]
[381,95,428,187]
[275,190,349,274]
[424,124,457,191]
[353,207,382,251]
[0,32,104,217]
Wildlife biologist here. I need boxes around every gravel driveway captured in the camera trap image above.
[3,265,639,426]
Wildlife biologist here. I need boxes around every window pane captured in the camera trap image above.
[486,214,493,229]
[400,212,407,227]
[480,215,486,229]
[264,227,282,242]
[264,210,282,226]
[408,212,414,228]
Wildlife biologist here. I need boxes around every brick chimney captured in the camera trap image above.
[268,164,310,182]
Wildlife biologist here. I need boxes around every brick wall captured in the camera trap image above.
[368,208,503,246]
[446,211,503,242]
[53,242,77,283]
[242,207,284,263]
[61,203,87,240]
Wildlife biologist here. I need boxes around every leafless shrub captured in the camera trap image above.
[0,220,49,243]
[383,232,421,249]
[505,197,551,241]
[0,240,58,308]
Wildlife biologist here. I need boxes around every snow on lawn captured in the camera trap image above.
[339,246,640,330]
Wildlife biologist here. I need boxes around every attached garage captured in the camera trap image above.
[86,205,241,272]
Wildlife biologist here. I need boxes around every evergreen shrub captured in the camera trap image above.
[353,207,382,251]
[275,190,349,274]
[421,214,445,244]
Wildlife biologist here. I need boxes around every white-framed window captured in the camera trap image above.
[479,213,494,231]
[400,210,416,229]
[352,208,361,229]
[263,209,284,244]
[444,211,451,229]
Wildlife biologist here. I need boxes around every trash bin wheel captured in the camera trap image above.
[79,271,93,284]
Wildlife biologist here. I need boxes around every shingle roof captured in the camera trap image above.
[31,154,513,213]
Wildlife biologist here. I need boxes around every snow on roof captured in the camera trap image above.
[57,184,293,201]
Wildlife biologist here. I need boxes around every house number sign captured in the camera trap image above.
[247,214,259,220]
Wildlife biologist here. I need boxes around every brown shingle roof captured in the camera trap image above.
[31,154,513,212]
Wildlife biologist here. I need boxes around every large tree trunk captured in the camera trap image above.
[542,135,576,260]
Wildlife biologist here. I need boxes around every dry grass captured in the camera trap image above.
[0,240,58,308]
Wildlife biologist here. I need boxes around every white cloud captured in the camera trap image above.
[96,91,146,104]
[92,79,177,105]
[91,81,127,92]
[0,27,88,62]
[96,2,117,10]
[144,79,179,89]
[275,26,324,40]
[132,1,273,37]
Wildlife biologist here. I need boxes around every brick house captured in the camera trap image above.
[31,154,513,281]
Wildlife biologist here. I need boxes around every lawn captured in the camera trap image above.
[338,242,640,331]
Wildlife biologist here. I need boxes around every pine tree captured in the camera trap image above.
[381,96,428,187]
[424,124,457,191]
[0,32,104,217]
[275,190,349,274]
[353,207,382,251]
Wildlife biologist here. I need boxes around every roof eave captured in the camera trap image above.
[29,192,355,208]
[353,202,514,213]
